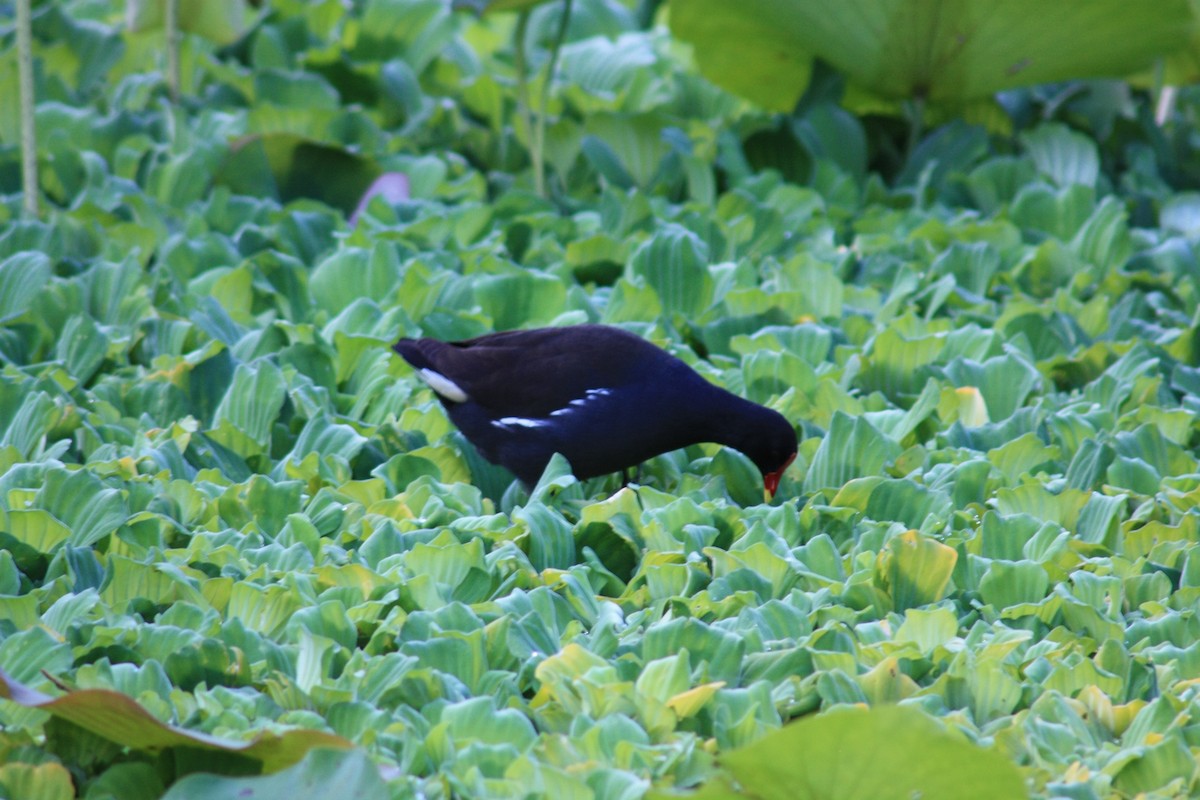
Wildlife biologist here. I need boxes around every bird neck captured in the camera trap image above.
[678,383,763,449]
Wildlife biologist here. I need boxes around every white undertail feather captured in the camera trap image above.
[418,368,468,402]
[492,416,550,429]
[499,417,549,429]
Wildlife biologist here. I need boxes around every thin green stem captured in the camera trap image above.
[906,93,926,159]
[533,0,573,198]
[513,11,535,188]
[16,0,38,218]
[165,0,181,102]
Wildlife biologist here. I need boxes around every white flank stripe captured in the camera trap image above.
[418,368,468,403]
[565,387,612,409]
[490,387,614,430]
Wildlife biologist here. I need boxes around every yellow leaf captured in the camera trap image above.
[878,530,958,611]
[956,386,990,426]
[666,681,725,718]
[0,763,74,800]
[314,564,384,599]
[337,479,387,508]
[1063,762,1091,782]
[366,498,415,521]
[1076,685,1115,733]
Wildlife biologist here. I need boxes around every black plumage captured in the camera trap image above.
[393,324,797,493]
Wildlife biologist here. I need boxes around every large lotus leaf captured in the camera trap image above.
[670,0,1193,110]
[161,747,386,799]
[650,704,1026,800]
[0,669,354,773]
[216,134,381,215]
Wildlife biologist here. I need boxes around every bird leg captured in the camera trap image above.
[622,464,643,487]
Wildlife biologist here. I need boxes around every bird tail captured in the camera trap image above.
[392,339,470,403]
[392,339,433,370]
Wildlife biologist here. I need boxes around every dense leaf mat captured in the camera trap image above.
[2,1,1200,799]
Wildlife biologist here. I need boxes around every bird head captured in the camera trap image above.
[740,407,798,498]
[763,450,797,497]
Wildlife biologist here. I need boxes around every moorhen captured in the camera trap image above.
[393,324,798,495]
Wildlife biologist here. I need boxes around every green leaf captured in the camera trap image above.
[655,704,1027,800]
[856,328,943,398]
[161,747,384,798]
[441,696,537,749]
[36,468,130,549]
[0,763,75,800]
[0,671,355,777]
[986,433,1060,484]
[0,628,73,686]
[1072,195,1132,274]
[474,271,568,330]
[894,607,959,655]
[127,0,253,45]
[6,510,72,553]
[804,413,902,492]
[670,0,1191,108]
[670,2,813,112]
[1021,123,1101,188]
[309,244,402,317]
[979,560,1050,608]
[0,252,51,324]
[455,0,554,13]
[628,224,713,317]
[942,350,1041,422]
[708,448,765,507]
[217,135,382,215]
[211,360,287,455]
[0,391,61,459]
[584,113,674,189]
[876,530,957,612]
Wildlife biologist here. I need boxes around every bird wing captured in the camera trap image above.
[394,326,660,417]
